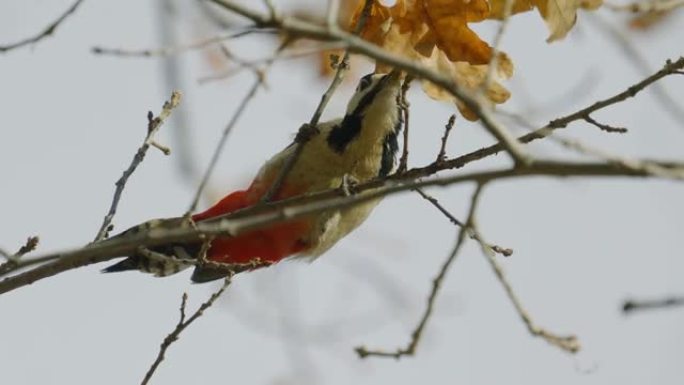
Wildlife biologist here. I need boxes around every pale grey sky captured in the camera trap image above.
[1,1,683,384]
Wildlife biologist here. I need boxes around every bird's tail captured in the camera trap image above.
[101,217,199,278]
[102,252,195,277]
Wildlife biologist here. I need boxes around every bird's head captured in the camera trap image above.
[326,70,403,155]
[345,70,402,119]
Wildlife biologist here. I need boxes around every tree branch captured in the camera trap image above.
[623,295,684,313]
[355,185,484,359]
[0,237,40,276]
[140,277,232,385]
[0,0,85,53]
[470,217,578,353]
[93,91,180,242]
[2,158,684,295]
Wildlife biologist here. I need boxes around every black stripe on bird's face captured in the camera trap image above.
[351,73,391,117]
[327,114,361,153]
[326,73,391,153]
[378,106,403,177]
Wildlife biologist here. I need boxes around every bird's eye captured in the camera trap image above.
[357,74,373,91]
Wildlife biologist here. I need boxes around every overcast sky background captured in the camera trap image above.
[1,1,683,384]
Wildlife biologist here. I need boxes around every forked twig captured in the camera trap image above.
[0,237,40,275]
[140,277,232,385]
[94,91,181,241]
[355,185,484,359]
[470,217,579,353]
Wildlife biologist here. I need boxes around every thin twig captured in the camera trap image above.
[583,115,628,133]
[414,188,513,256]
[470,215,579,353]
[91,28,264,57]
[550,134,680,179]
[623,295,684,313]
[548,58,684,128]
[585,14,684,128]
[187,42,288,214]
[93,91,181,242]
[436,115,456,163]
[0,237,40,276]
[261,0,374,202]
[0,0,85,53]
[355,185,484,359]
[415,188,466,228]
[198,42,347,84]
[140,277,232,385]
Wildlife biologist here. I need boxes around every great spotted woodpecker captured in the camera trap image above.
[103,70,403,282]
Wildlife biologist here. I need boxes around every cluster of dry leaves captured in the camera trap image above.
[343,0,602,119]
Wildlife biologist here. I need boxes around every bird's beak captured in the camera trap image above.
[385,69,401,83]
[378,69,402,90]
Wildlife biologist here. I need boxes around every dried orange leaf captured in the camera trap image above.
[422,0,492,63]
[349,0,514,120]
[351,0,393,43]
[421,50,512,120]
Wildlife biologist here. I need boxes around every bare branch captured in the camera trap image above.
[140,277,232,385]
[550,135,681,179]
[93,91,181,242]
[198,42,347,84]
[0,237,40,276]
[584,14,684,126]
[435,115,456,164]
[415,188,512,257]
[583,115,628,134]
[355,185,484,359]
[414,56,684,178]
[549,58,684,127]
[470,217,579,353]
[623,295,684,313]
[415,188,465,228]
[3,158,684,295]
[92,28,264,57]
[0,0,85,53]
